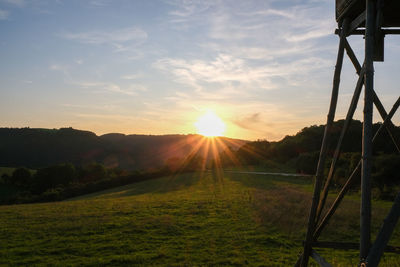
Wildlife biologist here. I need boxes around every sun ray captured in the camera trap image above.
[214,137,243,167]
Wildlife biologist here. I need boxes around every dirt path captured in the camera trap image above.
[224,170,312,177]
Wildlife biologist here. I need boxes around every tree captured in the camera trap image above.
[32,163,76,193]
[11,167,32,187]
[79,163,107,183]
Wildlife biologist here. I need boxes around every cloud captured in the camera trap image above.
[49,64,71,80]
[154,52,331,95]
[73,81,144,96]
[60,26,148,51]
[233,113,261,130]
[155,54,273,89]
[89,0,110,7]
[1,0,25,7]
[74,113,136,121]
[0,9,8,20]
[160,0,335,91]
[50,64,67,71]
[165,0,335,58]
[166,0,214,18]
[120,74,142,80]
[243,8,296,19]
[62,103,117,112]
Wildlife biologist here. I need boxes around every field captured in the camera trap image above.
[1,170,400,266]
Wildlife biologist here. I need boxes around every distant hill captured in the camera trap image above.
[0,127,246,170]
[2,119,397,171]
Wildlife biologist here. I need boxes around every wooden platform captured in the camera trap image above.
[336,0,400,27]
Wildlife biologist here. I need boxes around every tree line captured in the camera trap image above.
[0,160,203,204]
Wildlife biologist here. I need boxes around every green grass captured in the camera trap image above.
[1,170,400,266]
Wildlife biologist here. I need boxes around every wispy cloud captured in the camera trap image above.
[0,9,8,19]
[1,0,25,7]
[166,0,214,18]
[233,113,261,131]
[154,52,331,95]
[49,64,71,80]
[50,64,67,71]
[60,26,148,52]
[73,81,144,96]
[165,1,335,58]
[89,0,110,7]
[120,73,142,80]
[62,103,117,112]
[74,113,137,121]
[61,26,147,44]
[154,54,273,90]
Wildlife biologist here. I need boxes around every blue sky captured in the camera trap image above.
[1,0,399,140]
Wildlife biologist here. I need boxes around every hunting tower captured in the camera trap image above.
[296,0,400,266]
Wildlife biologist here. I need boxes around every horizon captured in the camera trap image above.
[0,116,376,142]
[1,0,400,141]
[0,125,251,140]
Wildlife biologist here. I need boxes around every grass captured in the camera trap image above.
[1,170,400,266]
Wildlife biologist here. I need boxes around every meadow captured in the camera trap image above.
[1,170,400,266]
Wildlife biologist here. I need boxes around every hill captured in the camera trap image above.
[2,119,398,172]
[228,119,400,166]
[1,171,399,265]
[0,128,246,170]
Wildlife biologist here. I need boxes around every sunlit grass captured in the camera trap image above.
[1,171,399,266]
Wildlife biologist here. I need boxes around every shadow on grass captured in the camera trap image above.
[68,172,201,200]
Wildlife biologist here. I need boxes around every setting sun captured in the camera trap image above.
[195,111,226,137]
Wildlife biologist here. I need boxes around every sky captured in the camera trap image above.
[1,0,399,141]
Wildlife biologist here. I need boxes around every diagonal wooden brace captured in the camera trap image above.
[343,40,400,152]
[298,18,350,267]
[315,65,366,223]
[313,96,400,242]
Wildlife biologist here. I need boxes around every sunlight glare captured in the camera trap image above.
[195,111,226,137]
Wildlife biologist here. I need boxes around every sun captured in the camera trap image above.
[195,111,226,137]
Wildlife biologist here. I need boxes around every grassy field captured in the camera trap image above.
[1,170,400,266]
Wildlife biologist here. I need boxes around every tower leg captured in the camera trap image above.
[360,0,375,262]
[299,19,349,267]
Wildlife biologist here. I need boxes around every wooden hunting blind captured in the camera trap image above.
[296,0,400,266]
[336,0,400,27]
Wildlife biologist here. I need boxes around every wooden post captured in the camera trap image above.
[360,0,375,262]
[315,66,365,223]
[299,18,348,267]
